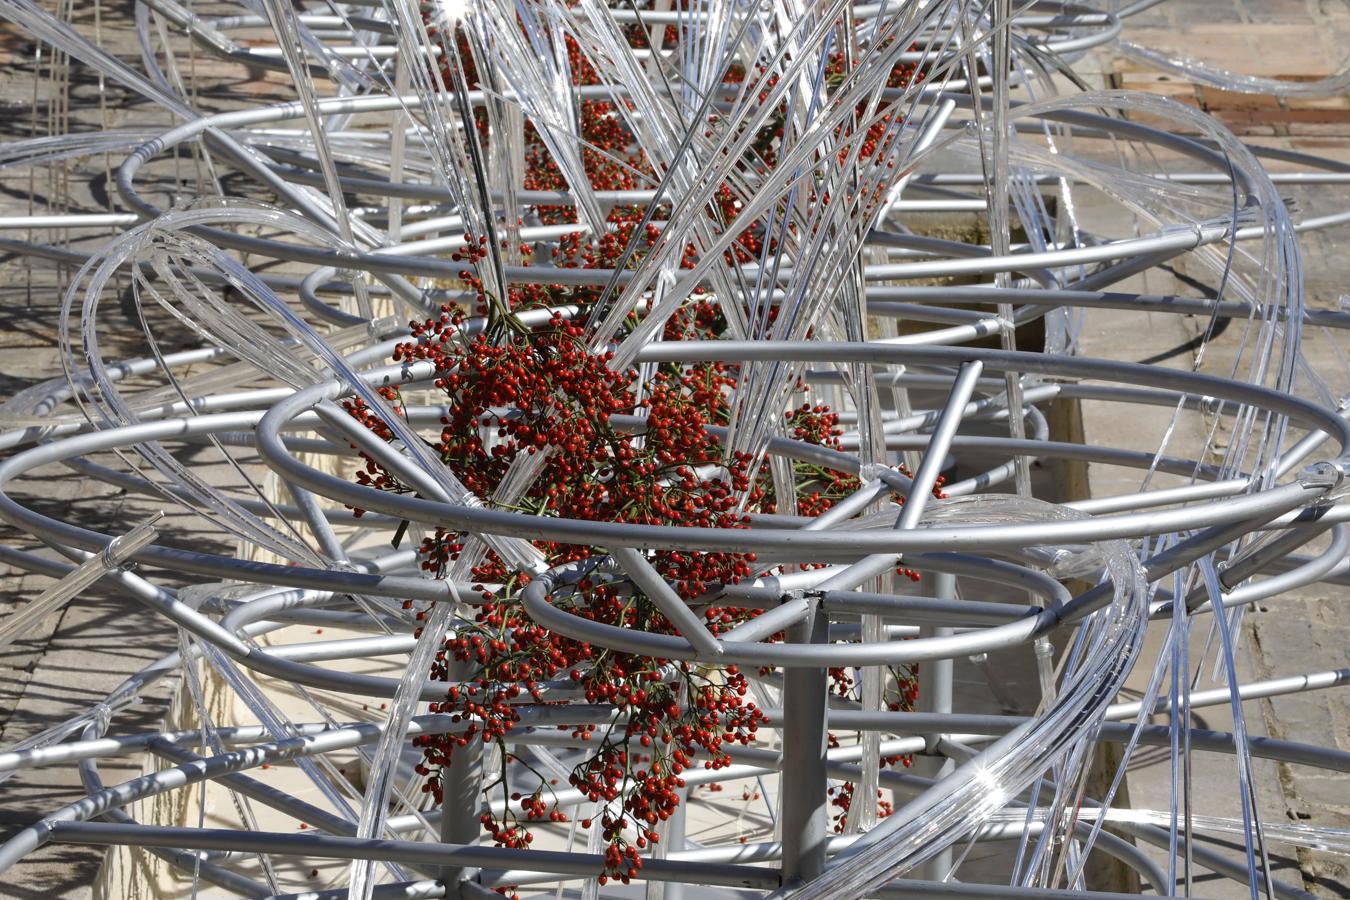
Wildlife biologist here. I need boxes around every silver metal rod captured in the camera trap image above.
[779,601,830,885]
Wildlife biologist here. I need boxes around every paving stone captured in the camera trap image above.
[0,3,293,891]
[1244,0,1321,23]
[1078,17,1350,881]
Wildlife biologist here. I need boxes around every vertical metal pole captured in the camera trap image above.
[651,679,689,900]
[816,361,984,594]
[988,0,1033,499]
[779,598,830,886]
[914,571,956,882]
[441,658,483,894]
[661,783,688,900]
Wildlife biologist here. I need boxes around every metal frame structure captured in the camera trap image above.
[0,0,1349,897]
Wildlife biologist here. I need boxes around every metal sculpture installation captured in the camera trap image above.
[0,0,1348,897]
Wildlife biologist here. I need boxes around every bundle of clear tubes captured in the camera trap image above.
[0,0,1348,897]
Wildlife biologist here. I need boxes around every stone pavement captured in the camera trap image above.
[1075,1,1350,896]
[0,4,284,895]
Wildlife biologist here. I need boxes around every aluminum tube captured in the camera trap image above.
[779,602,830,884]
[820,592,1038,625]
[2,334,1306,553]
[176,184,1214,290]
[60,454,402,531]
[148,740,356,837]
[876,880,1153,899]
[259,382,1334,556]
[727,550,1063,604]
[1107,669,1350,722]
[1149,522,1350,617]
[902,552,1071,607]
[312,398,461,504]
[0,411,455,604]
[872,284,1350,330]
[876,434,1228,481]
[45,823,781,889]
[799,478,891,531]
[817,361,984,592]
[521,566,1058,666]
[860,223,1230,281]
[91,807,270,895]
[266,881,448,900]
[1068,478,1251,515]
[863,384,1048,439]
[1215,524,1350,609]
[0,213,140,228]
[0,707,609,875]
[1218,522,1339,591]
[3,368,1324,597]
[1275,425,1342,479]
[915,572,957,881]
[609,546,724,656]
[733,712,1350,773]
[1061,515,1316,626]
[721,595,811,644]
[489,819,1162,894]
[633,343,1350,453]
[107,93,1301,291]
[0,344,229,432]
[1118,821,1316,900]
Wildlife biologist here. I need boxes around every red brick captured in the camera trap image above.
[1252,109,1350,124]
[1285,95,1350,111]
[1288,122,1350,136]
[1198,86,1283,110]
[1290,138,1350,151]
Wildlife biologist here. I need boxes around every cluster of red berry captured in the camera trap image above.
[346,10,937,890]
[355,284,771,882]
[352,259,925,884]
